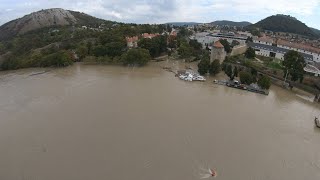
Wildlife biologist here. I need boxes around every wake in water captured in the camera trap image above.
[199,168,217,179]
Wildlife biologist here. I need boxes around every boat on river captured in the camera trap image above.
[193,75,206,81]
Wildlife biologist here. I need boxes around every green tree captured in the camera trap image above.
[121,48,151,66]
[231,40,240,47]
[225,64,234,80]
[234,66,239,77]
[105,42,125,57]
[138,36,167,58]
[209,59,221,75]
[177,27,190,37]
[40,50,73,67]
[168,35,177,49]
[97,56,112,64]
[76,45,88,59]
[87,41,93,55]
[245,47,256,59]
[189,39,202,51]
[219,39,231,53]
[92,45,106,57]
[251,68,258,83]
[178,41,193,58]
[251,68,258,76]
[258,76,271,89]
[239,71,254,85]
[283,50,306,82]
[221,63,227,71]
[197,58,210,75]
[246,37,253,43]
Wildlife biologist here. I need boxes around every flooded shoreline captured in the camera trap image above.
[0,62,320,180]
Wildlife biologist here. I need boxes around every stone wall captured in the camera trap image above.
[230,45,248,56]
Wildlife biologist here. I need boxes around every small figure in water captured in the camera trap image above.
[200,168,217,179]
[209,169,217,177]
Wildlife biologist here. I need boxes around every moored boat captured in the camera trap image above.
[192,75,206,81]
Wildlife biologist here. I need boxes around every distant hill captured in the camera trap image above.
[165,22,200,26]
[0,8,109,40]
[210,20,252,27]
[247,14,318,38]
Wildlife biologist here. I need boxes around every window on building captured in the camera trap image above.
[270,52,276,58]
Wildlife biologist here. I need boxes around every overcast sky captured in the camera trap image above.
[1,0,320,29]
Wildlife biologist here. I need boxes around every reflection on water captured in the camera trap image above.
[0,62,320,180]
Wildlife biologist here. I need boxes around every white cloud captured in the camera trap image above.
[210,0,319,15]
[0,0,319,26]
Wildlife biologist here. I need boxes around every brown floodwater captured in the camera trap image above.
[0,61,319,180]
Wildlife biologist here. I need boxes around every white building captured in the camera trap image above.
[191,32,248,49]
[190,32,215,48]
[249,37,320,76]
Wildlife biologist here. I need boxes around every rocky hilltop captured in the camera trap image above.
[0,8,105,40]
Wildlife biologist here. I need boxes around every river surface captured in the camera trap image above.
[0,62,320,180]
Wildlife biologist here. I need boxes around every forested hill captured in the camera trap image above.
[247,15,318,38]
[311,27,320,37]
[0,8,113,41]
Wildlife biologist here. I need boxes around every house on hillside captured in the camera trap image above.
[142,33,160,39]
[125,36,139,48]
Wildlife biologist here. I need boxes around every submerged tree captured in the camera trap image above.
[209,59,221,75]
[239,71,254,85]
[198,58,210,75]
[283,50,306,82]
[258,75,271,89]
[121,48,151,66]
[225,64,234,80]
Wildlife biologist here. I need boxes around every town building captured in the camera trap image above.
[125,36,139,48]
[142,33,160,39]
[249,36,320,76]
[190,32,215,48]
[191,31,248,49]
[125,33,163,48]
[211,41,226,63]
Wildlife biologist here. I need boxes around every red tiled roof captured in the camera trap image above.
[213,41,224,48]
[170,31,177,36]
[126,36,139,43]
[142,33,160,38]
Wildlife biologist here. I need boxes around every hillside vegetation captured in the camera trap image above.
[0,9,171,70]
